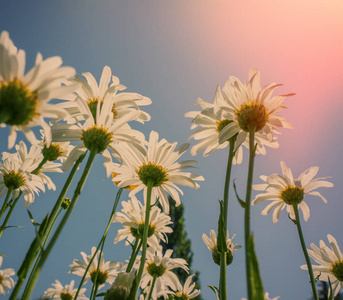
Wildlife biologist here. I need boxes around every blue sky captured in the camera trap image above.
[1,1,343,299]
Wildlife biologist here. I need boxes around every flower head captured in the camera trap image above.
[113,198,173,248]
[168,275,201,300]
[301,234,343,296]
[202,229,241,266]
[218,68,294,149]
[104,269,136,300]
[185,85,278,161]
[252,161,333,223]
[112,131,204,213]
[42,280,88,300]
[0,257,15,295]
[0,31,75,148]
[69,247,123,290]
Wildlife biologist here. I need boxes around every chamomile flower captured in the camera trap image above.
[42,280,88,300]
[51,93,144,176]
[218,68,294,149]
[242,292,280,300]
[111,130,204,213]
[58,65,151,124]
[113,197,173,248]
[0,31,75,148]
[301,234,343,296]
[185,85,278,162]
[69,247,123,290]
[104,269,136,300]
[202,229,241,266]
[252,161,333,223]
[0,257,15,295]
[140,246,189,299]
[168,274,201,299]
[0,151,44,207]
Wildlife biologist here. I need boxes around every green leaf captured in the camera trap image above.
[217,201,227,253]
[288,214,297,225]
[95,292,106,297]
[328,276,333,300]
[27,209,40,227]
[208,285,220,300]
[247,234,264,300]
[233,180,246,208]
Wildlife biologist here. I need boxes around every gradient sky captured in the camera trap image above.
[1,1,343,299]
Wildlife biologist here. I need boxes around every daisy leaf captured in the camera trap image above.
[208,285,220,300]
[233,180,246,208]
[288,213,297,225]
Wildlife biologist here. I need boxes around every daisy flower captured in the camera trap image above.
[252,161,333,223]
[104,269,136,300]
[112,130,204,213]
[57,65,151,124]
[42,280,88,300]
[218,67,294,148]
[242,292,280,300]
[113,197,173,248]
[185,85,278,161]
[202,229,241,266]
[0,31,76,148]
[168,274,201,299]
[51,92,144,176]
[301,234,343,296]
[140,246,189,299]
[0,257,15,295]
[0,150,44,207]
[69,247,123,290]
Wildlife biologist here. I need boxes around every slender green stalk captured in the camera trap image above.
[0,192,21,238]
[73,188,123,299]
[32,157,48,175]
[22,151,97,300]
[126,238,142,273]
[129,181,154,300]
[0,187,13,220]
[293,204,319,300]
[22,208,63,297]
[219,252,227,300]
[147,276,157,300]
[10,152,86,300]
[244,127,256,300]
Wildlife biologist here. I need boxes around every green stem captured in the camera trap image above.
[22,151,97,300]
[10,152,86,300]
[0,192,21,238]
[219,252,227,300]
[32,157,48,175]
[74,188,123,299]
[293,204,319,300]
[0,187,13,220]
[126,238,142,273]
[244,127,256,300]
[129,181,154,300]
[147,276,157,300]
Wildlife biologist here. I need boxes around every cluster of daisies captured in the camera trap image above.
[0,27,341,300]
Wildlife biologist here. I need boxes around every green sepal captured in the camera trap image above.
[208,285,220,300]
[233,180,246,208]
[288,213,297,225]
[328,276,333,300]
[217,200,227,253]
[247,234,264,300]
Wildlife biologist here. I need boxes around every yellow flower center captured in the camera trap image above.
[60,292,73,300]
[0,79,39,125]
[235,102,268,132]
[330,260,343,281]
[3,170,26,189]
[279,186,304,205]
[136,162,168,187]
[90,269,108,285]
[87,97,118,122]
[130,222,157,239]
[174,291,189,300]
[42,143,63,161]
[81,125,113,153]
[146,262,166,278]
